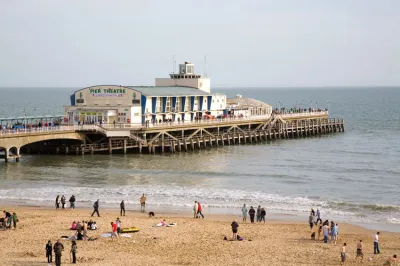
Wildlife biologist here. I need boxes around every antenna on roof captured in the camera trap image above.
[204,55,207,78]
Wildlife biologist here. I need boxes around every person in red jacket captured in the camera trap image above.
[197,202,204,219]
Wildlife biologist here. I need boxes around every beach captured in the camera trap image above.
[1,206,399,266]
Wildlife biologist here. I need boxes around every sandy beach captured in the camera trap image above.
[0,206,399,266]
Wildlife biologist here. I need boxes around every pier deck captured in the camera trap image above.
[0,112,344,162]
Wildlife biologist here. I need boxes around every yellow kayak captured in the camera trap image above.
[120,227,140,233]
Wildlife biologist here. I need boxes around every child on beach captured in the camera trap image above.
[12,212,18,229]
[383,255,397,266]
[231,220,239,240]
[111,222,118,240]
[340,243,346,265]
[356,240,364,262]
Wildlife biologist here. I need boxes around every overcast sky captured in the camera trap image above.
[1,0,399,87]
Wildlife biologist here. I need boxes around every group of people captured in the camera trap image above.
[46,239,77,265]
[1,210,18,229]
[241,204,266,223]
[110,217,122,240]
[55,195,76,209]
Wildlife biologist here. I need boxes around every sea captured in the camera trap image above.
[0,87,399,231]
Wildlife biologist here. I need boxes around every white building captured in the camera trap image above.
[64,62,226,125]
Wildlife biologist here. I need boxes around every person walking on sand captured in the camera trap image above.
[193,201,199,218]
[308,213,315,232]
[249,206,256,223]
[316,209,322,225]
[140,194,146,213]
[61,195,66,209]
[120,200,125,216]
[69,195,76,210]
[340,243,347,265]
[70,241,77,264]
[322,223,330,243]
[116,217,121,234]
[231,220,239,240]
[241,204,248,223]
[55,195,60,209]
[374,232,380,254]
[53,239,64,266]
[197,202,204,219]
[111,222,118,241]
[355,240,364,262]
[331,223,338,244]
[45,240,53,263]
[91,199,100,217]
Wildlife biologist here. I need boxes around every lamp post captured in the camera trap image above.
[23,109,27,132]
[327,101,330,113]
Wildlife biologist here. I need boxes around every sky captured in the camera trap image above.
[0,0,399,87]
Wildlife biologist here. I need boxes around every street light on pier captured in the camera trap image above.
[23,109,27,132]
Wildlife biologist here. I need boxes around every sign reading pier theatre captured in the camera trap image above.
[89,88,126,97]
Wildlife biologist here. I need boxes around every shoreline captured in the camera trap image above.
[2,199,400,233]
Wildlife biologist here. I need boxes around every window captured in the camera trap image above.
[166,97,172,112]
[184,96,190,111]
[175,97,181,111]
[156,97,162,113]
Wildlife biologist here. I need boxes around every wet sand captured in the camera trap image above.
[0,206,399,266]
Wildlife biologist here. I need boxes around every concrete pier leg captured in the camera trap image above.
[90,146,94,155]
[139,142,142,153]
[123,139,127,154]
[184,139,188,151]
[197,138,201,149]
[65,147,69,155]
[56,147,60,154]
[190,139,194,150]
[221,135,224,146]
[203,137,207,148]
[161,142,165,153]
[108,139,112,154]
[148,145,152,154]
[76,147,79,155]
[81,147,84,155]
[15,148,20,162]
[153,145,156,154]
[4,149,9,163]
[177,140,181,152]
[209,136,213,147]
[227,135,230,145]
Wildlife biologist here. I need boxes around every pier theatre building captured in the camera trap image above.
[64,62,228,125]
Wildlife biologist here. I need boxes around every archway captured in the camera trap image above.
[20,138,83,155]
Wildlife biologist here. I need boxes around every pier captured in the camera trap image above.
[0,112,344,162]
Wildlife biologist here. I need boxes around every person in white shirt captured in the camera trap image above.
[374,232,380,254]
[322,224,330,243]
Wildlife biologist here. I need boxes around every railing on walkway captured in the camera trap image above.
[0,111,332,137]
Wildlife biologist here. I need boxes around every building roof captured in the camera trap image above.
[128,86,210,97]
[227,96,271,108]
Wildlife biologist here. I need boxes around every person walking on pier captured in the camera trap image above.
[61,195,66,209]
[55,195,60,209]
[91,199,100,217]
[140,194,146,213]
[120,200,125,216]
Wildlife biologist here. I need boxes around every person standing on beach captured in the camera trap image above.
[55,195,60,209]
[356,240,364,262]
[91,199,100,217]
[3,211,12,229]
[308,214,315,232]
[231,220,239,240]
[260,208,266,223]
[331,223,338,244]
[241,204,248,223]
[249,206,256,223]
[12,212,18,229]
[45,240,52,263]
[140,194,146,213]
[193,201,199,218]
[322,223,330,243]
[61,195,66,209]
[70,240,77,264]
[120,200,125,216]
[374,232,380,254]
[69,195,76,210]
[316,209,322,225]
[256,206,261,222]
[116,217,121,234]
[53,239,64,266]
[340,243,347,265]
